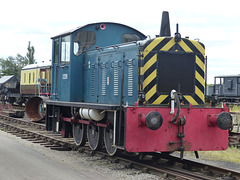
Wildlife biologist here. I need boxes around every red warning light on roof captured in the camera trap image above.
[100,24,106,30]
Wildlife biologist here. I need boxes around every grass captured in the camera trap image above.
[185,146,240,164]
[229,105,240,112]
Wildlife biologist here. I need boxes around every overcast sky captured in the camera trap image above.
[0,0,239,83]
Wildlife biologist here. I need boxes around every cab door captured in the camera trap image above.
[58,35,71,101]
[52,38,59,100]
[52,36,71,101]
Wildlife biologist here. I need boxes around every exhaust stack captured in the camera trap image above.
[160,11,171,37]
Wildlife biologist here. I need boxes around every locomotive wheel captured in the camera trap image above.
[87,124,103,150]
[104,127,119,156]
[73,123,87,146]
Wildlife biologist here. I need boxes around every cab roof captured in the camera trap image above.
[51,22,146,39]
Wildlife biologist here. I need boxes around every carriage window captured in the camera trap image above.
[61,35,70,64]
[237,78,240,84]
[41,72,46,79]
[24,73,26,83]
[54,39,59,64]
[222,78,225,84]
[215,78,224,85]
[73,31,96,56]
[29,73,31,84]
[122,34,141,43]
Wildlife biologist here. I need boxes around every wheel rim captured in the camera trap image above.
[73,123,87,146]
[104,127,118,156]
[87,125,103,150]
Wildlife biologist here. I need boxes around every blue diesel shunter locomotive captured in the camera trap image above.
[46,12,232,158]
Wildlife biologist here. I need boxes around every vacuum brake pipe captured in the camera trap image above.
[170,90,181,124]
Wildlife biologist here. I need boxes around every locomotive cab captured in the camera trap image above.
[50,22,146,102]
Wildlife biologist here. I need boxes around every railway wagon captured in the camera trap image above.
[0,75,20,104]
[45,12,232,159]
[213,74,240,103]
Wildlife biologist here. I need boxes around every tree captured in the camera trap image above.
[0,56,19,77]
[26,41,35,64]
[16,53,28,67]
[0,54,28,78]
[0,41,36,78]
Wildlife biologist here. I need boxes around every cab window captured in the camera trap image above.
[122,33,141,43]
[61,35,70,64]
[54,39,59,64]
[73,31,96,56]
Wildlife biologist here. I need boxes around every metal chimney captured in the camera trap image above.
[160,11,171,37]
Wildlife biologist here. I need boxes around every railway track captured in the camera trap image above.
[0,114,240,179]
[229,131,240,148]
[229,112,240,148]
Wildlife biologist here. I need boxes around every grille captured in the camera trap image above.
[113,62,119,96]
[128,59,133,97]
[91,65,95,96]
[157,52,195,94]
[101,66,106,96]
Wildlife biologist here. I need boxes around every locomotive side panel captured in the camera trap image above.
[83,52,98,103]
[97,52,124,104]
[83,45,139,105]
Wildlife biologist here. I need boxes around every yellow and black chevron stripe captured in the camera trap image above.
[139,37,205,105]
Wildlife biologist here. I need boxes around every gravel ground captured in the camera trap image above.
[0,130,162,180]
